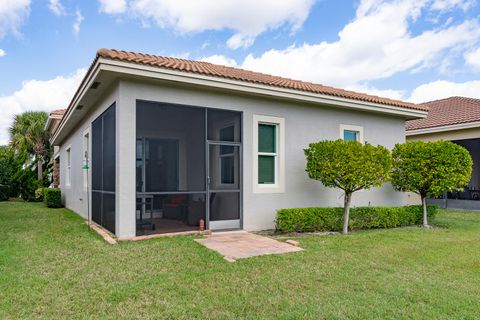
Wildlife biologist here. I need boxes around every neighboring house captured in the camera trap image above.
[406,96,480,210]
[50,48,427,239]
[45,109,66,188]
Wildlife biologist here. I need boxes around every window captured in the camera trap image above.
[340,124,364,143]
[83,130,90,190]
[253,115,285,193]
[66,146,71,187]
[343,130,358,141]
[258,124,277,184]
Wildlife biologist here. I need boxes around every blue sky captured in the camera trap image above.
[0,0,479,144]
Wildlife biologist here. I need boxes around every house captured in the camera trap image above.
[50,48,428,239]
[46,109,66,188]
[406,96,480,210]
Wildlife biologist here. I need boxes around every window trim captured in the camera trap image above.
[257,124,277,184]
[83,128,90,191]
[253,115,285,193]
[340,124,364,143]
[65,145,72,188]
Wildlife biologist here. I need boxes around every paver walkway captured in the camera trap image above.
[195,231,303,261]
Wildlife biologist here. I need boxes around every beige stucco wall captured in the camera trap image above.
[407,127,480,142]
[59,77,413,238]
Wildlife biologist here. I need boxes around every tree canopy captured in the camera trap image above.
[304,140,392,234]
[391,140,472,226]
[9,111,50,181]
[304,140,392,194]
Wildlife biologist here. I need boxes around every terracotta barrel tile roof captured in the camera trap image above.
[97,48,426,112]
[50,109,66,117]
[406,96,480,131]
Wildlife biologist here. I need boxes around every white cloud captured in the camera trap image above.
[72,9,84,36]
[0,69,86,145]
[99,0,126,14]
[0,49,6,57]
[0,0,30,38]
[408,79,480,103]
[431,0,475,11]
[200,54,238,67]
[98,0,315,49]
[465,47,480,71]
[241,0,480,87]
[345,84,405,101]
[48,0,65,16]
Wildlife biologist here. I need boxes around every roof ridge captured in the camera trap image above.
[420,96,480,105]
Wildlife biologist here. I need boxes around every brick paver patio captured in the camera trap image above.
[195,231,303,261]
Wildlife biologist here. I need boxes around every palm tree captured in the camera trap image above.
[9,111,50,181]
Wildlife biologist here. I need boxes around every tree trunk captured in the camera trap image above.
[421,195,429,228]
[342,192,352,235]
[37,159,43,181]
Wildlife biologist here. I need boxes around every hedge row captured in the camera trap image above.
[0,184,8,201]
[276,205,438,233]
[44,188,62,208]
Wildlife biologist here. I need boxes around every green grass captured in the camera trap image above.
[1,201,480,319]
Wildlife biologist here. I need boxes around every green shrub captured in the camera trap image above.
[16,168,37,202]
[44,188,62,208]
[0,184,9,201]
[392,141,472,227]
[34,188,44,202]
[304,140,392,234]
[276,205,438,233]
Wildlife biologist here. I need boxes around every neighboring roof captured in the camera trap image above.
[406,96,480,131]
[49,109,66,118]
[45,109,66,133]
[96,48,426,112]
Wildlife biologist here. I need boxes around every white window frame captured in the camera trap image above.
[340,124,364,143]
[83,129,90,191]
[65,145,72,188]
[253,114,285,193]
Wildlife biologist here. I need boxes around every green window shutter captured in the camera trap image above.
[258,124,276,153]
[258,155,275,184]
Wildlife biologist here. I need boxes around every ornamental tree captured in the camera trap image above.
[391,140,472,228]
[9,111,50,181]
[304,140,392,234]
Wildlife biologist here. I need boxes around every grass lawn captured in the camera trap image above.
[1,201,479,319]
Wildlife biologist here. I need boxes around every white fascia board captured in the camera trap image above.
[52,58,428,145]
[51,62,102,145]
[99,59,428,118]
[406,121,480,136]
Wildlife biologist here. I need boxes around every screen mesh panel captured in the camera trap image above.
[209,192,240,221]
[91,104,116,234]
[136,101,243,232]
[137,101,206,192]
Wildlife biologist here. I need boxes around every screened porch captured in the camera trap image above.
[135,101,242,236]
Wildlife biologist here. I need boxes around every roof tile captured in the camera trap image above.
[97,48,426,112]
[49,109,66,117]
[406,96,480,131]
